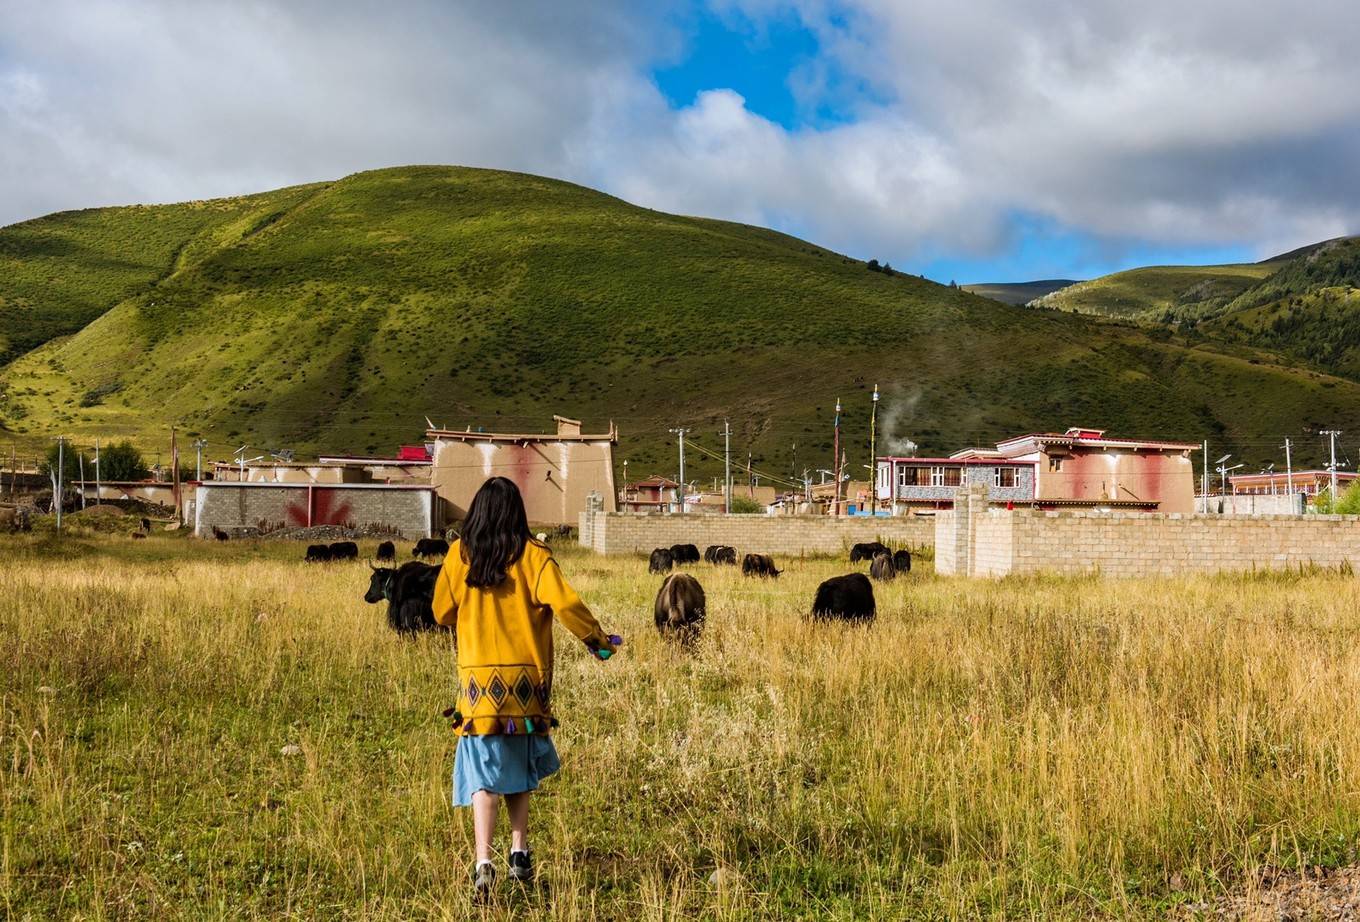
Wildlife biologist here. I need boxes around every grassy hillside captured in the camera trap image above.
[1201,238,1360,377]
[1029,262,1281,322]
[3,166,1360,475]
[0,183,326,365]
[962,279,1078,306]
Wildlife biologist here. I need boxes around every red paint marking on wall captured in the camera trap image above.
[284,489,353,527]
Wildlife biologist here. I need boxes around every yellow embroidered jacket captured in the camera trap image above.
[432,539,611,735]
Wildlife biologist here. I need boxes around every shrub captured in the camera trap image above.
[729,494,764,514]
[79,381,124,407]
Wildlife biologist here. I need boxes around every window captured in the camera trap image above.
[994,467,1019,488]
[901,466,933,486]
[930,466,962,487]
[1048,457,1063,472]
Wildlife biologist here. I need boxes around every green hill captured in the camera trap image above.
[1028,262,1282,322]
[3,165,1360,475]
[1201,238,1360,378]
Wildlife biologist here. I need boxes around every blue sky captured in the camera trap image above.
[2,1,1356,284]
[649,5,1260,283]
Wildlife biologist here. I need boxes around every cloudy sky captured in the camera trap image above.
[3,0,1358,282]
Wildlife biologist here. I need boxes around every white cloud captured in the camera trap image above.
[2,0,1358,266]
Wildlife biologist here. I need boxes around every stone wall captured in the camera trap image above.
[578,511,935,557]
[194,484,435,539]
[937,486,1360,577]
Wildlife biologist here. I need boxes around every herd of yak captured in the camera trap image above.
[340,535,911,642]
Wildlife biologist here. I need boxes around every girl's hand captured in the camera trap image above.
[587,634,622,660]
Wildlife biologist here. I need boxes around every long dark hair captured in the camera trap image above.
[460,477,533,588]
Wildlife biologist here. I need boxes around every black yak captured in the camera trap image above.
[413,537,450,559]
[812,573,876,623]
[375,540,396,563]
[363,561,445,634]
[653,573,706,645]
[305,544,333,563]
[669,543,701,565]
[328,541,359,561]
[893,548,912,573]
[741,553,781,578]
[704,545,737,565]
[849,541,890,563]
[140,517,151,532]
[211,525,230,542]
[648,548,675,574]
[869,552,897,582]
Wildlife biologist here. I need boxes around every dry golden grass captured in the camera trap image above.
[4,533,1360,920]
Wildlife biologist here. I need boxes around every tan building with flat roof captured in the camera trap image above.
[426,416,618,526]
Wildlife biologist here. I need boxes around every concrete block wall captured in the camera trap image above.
[578,513,935,557]
[937,501,1360,577]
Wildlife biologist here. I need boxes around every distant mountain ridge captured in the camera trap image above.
[962,279,1079,306]
[2,165,1359,474]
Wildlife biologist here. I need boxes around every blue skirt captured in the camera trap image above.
[452,734,560,806]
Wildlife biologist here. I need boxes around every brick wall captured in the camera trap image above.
[937,495,1360,577]
[578,512,935,557]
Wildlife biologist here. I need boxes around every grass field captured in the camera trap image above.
[5,531,1360,919]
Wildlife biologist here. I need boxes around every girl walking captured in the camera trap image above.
[432,477,617,901]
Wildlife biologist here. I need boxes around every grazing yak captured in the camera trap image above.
[305,544,333,563]
[329,541,360,561]
[654,573,706,645]
[375,540,396,563]
[893,548,912,573]
[413,537,450,559]
[669,543,701,565]
[0,505,32,533]
[363,561,445,634]
[140,517,151,533]
[648,548,675,574]
[869,552,897,582]
[849,541,890,563]
[741,553,781,578]
[812,573,876,623]
[211,526,230,542]
[704,545,737,565]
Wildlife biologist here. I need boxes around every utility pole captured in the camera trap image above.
[94,438,101,505]
[723,419,731,515]
[78,451,86,510]
[1323,429,1343,501]
[1202,440,1209,510]
[832,398,842,516]
[171,426,181,515]
[194,438,207,481]
[869,383,879,514]
[55,436,64,531]
[669,428,689,515]
[1283,438,1293,499]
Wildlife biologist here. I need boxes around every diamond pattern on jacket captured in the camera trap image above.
[513,673,535,707]
[537,682,551,708]
[466,676,481,708]
[487,673,509,707]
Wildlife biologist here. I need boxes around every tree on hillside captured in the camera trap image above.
[866,259,882,272]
